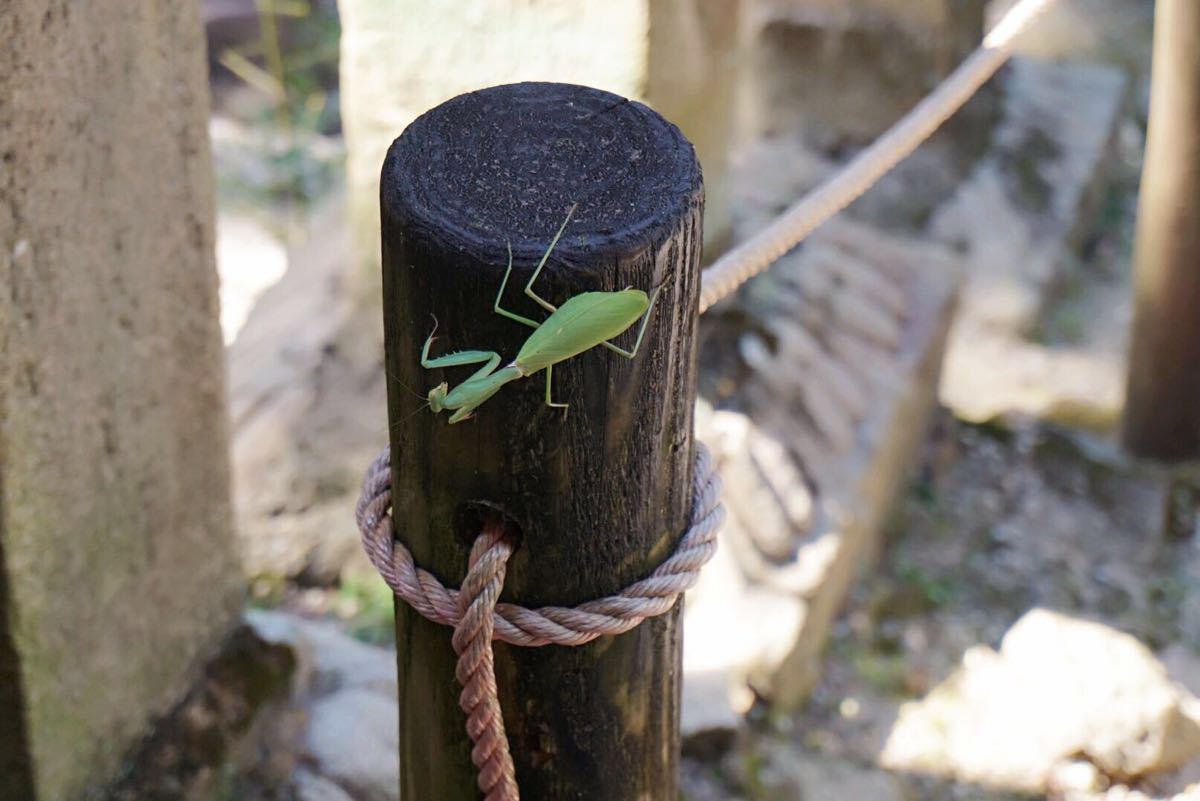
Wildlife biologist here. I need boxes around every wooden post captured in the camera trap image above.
[380,82,704,800]
[1122,0,1200,461]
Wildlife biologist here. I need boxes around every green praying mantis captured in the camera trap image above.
[420,206,662,424]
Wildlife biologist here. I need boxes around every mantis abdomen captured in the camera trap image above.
[515,290,649,372]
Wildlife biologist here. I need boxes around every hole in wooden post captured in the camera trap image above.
[457,501,524,551]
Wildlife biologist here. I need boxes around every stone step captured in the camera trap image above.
[931,56,1130,425]
[685,218,958,736]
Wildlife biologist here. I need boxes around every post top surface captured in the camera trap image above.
[382,82,702,269]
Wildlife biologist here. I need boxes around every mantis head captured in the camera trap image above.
[427,382,449,413]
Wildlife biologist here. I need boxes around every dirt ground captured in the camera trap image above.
[679,411,1200,801]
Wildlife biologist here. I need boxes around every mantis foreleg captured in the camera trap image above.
[422,328,503,381]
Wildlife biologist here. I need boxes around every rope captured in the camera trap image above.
[697,0,1059,313]
[356,443,723,648]
[355,443,724,799]
[452,521,519,801]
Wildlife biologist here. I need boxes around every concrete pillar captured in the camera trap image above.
[0,3,241,799]
[339,0,743,283]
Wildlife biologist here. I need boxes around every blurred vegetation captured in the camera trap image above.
[214,0,343,208]
[336,573,396,645]
[247,570,395,645]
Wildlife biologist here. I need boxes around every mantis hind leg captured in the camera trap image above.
[601,283,663,360]
[495,205,577,325]
[544,365,567,410]
[494,242,542,329]
[523,204,576,314]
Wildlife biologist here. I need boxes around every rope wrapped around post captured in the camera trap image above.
[356,442,724,800]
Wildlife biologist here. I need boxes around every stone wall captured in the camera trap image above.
[339,0,742,284]
[0,3,241,799]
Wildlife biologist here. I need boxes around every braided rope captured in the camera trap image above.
[452,522,519,801]
[697,0,1058,312]
[356,443,724,647]
[355,443,723,800]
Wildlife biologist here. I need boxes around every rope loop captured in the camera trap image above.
[356,442,724,647]
[355,442,724,801]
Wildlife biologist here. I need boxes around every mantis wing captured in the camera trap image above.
[516,290,649,371]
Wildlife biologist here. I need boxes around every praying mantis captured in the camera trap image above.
[421,206,661,424]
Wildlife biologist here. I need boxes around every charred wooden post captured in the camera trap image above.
[380,82,704,800]
[1123,0,1200,462]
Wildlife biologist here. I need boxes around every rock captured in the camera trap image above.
[753,743,905,801]
[1048,759,1106,796]
[1162,644,1200,701]
[305,688,400,801]
[216,212,288,345]
[294,768,356,801]
[679,756,743,801]
[245,609,318,696]
[1052,783,1200,801]
[105,625,303,801]
[227,197,389,584]
[245,612,402,798]
[882,609,1200,790]
[246,609,397,698]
